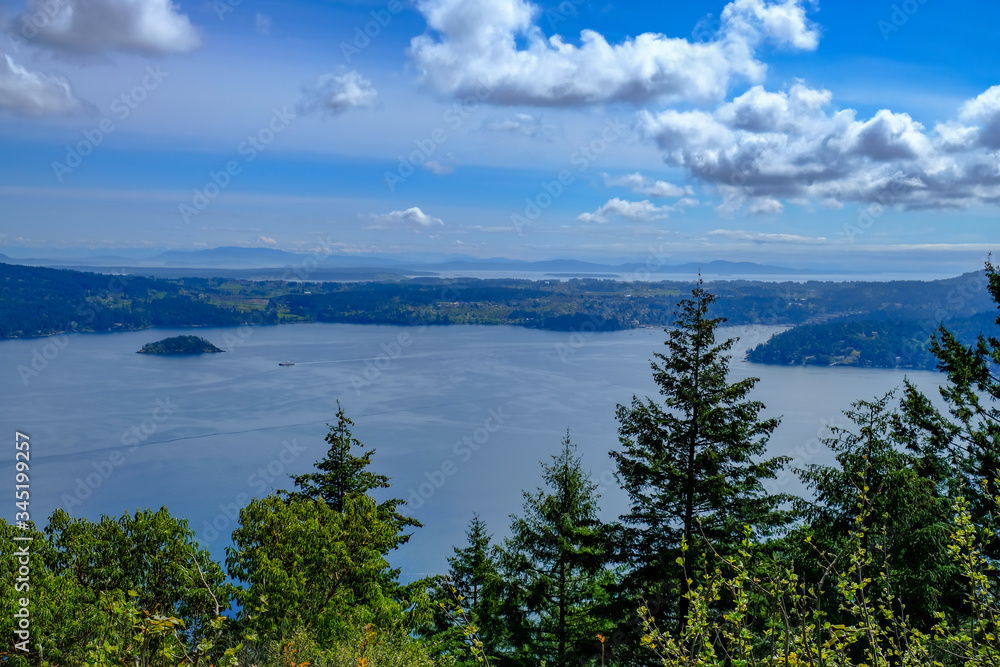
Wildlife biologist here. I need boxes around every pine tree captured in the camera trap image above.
[286,401,420,546]
[611,280,791,632]
[500,431,615,667]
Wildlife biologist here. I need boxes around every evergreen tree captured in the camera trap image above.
[611,281,791,633]
[448,514,501,615]
[899,260,1000,564]
[424,515,508,666]
[286,401,420,546]
[500,431,614,667]
[796,391,960,630]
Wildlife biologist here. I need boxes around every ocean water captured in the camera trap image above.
[0,323,949,580]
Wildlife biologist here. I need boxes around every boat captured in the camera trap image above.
[278,361,295,366]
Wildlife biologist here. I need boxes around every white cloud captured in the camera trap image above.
[424,160,454,175]
[483,112,555,138]
[639,82,1000,212]
[255,235,278,246]
[708,229,829,244]
[578,198,673,223]
[748,197,784,215]
[958,85,1000,149]
[298,70,379,115]
[604,172,693,198]
[408,0,818,107]
[366,207,445,230]
[0,54,87,116]
[12,0,201,55]
[255,13,272,36]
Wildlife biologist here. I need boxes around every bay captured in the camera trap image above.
[0,323,949,581]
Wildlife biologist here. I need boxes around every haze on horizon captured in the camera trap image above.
[0,0,998,274]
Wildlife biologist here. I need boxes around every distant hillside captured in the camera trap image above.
[3,261,998,372]
[0,262,267,338]
[154,246,303,267]
[747,310,998,369]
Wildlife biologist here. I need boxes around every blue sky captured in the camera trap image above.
[0,0,998,271]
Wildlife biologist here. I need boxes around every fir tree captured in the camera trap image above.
[611,280,791,632]
[426,515,508,666]
[796,391,959,630]
[286,401,420,546]
[900,259,1000,564]
[501,431,615,667]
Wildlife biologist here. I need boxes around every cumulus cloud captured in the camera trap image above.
[604,172,693,198]
[366,207,445,230]
[0,54,87,116]
[11,0,201,55]
[578,198,673,223]
[298,70,379,116]
[408,0,818,106]
[958,85,1000,149]
[639,82,1000,212]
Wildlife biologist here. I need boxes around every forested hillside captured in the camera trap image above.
[3,262,996,371]
[0,262,266,337]
[747,310,998,369]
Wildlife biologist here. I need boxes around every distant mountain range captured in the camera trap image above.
[0,246,822,277]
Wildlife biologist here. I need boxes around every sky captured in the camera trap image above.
[0,0,997,271]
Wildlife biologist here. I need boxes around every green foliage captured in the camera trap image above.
[286,402,421,546]
[0,509,235,666]
[241,621,437,667]
[795,391,960,629]
[898,259,1000,564]
[639,494,1000,667]
[6,260,995,355]
[499,432,616,667]
[423,515,508,665]
[227,493,406,646]
[612,281,792,634]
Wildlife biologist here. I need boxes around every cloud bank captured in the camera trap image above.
[639,83,1000,212]
[0,54,86,116]
[11,0,201,55]
[409,0,818,106]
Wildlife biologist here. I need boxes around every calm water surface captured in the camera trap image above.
[0,323,949,580]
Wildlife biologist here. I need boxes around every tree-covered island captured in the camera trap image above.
[137,335,224,355]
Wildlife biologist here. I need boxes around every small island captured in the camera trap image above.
[137,335,224,355]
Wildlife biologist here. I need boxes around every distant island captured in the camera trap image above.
[137,335,224,355]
